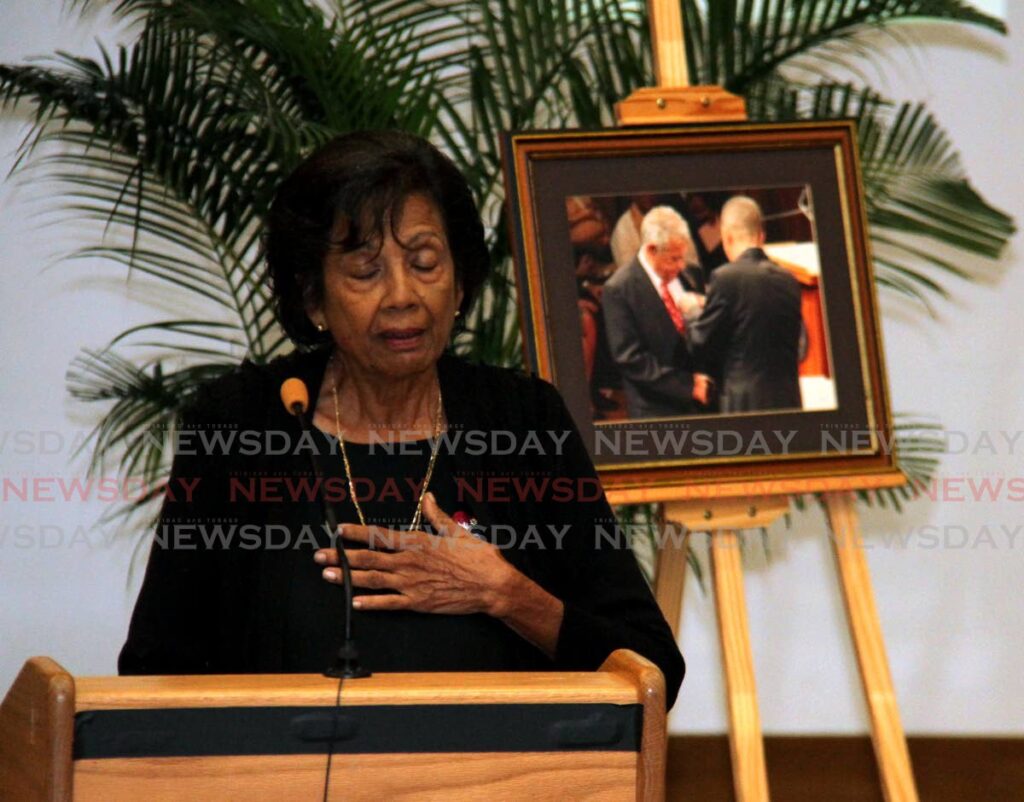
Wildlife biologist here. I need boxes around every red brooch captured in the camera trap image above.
[452,510,477,531]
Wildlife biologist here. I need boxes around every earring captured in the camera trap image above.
[454,310,461,319]
[315,322,327,332]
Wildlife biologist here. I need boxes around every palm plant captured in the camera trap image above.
[0,0,1014,538]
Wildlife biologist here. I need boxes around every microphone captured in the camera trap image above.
[280,377,309,417]
[281,377,370,679]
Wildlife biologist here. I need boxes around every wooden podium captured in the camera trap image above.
[0,650,666,801]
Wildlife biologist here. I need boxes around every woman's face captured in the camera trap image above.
[312,194,464,380]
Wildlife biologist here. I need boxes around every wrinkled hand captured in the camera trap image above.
[315,492,517,616]
[692,373,713,405]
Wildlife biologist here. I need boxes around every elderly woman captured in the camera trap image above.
[119,131,684,708]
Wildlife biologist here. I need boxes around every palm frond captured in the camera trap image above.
[857,96,1014,303]
[108,320,249,361]
[855,416,946,510]
[749,82,1015,308]
[67,349,234,483]
[682,0,1005,92]
[426,0,650,365]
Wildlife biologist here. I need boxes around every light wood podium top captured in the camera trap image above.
[75,669,643,711]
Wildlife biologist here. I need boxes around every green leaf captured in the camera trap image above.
[751,83,1015,307]
[682,1,1006,91]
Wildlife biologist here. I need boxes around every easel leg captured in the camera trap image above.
[825,492,919,802]
[711,530,770,802]
[653,506,688,638]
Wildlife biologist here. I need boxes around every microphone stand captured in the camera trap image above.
[289,401,370,679]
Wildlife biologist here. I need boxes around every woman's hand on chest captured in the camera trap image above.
[314,491,517,616]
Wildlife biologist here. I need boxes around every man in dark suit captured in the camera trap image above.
[602,206,709,419]
[686,196,803,413]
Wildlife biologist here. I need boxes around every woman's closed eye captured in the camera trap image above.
[350,265,381,281]
[410,250,441,273]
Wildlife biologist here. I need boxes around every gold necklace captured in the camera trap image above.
[330,359,444,531]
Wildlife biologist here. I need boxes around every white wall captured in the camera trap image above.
[1,3,1021,735]
[0,4,140,679]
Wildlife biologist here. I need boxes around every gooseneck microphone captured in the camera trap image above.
[281,377,370,679]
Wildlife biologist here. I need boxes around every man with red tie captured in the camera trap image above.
[601,206,712,419]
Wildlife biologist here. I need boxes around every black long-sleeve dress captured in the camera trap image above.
[119,346,685,709]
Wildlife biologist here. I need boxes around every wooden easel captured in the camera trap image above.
[609,5,920,801]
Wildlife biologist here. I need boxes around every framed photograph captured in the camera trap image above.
[502,120,900,492]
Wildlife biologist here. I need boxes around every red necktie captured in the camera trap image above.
[660,280,685,335]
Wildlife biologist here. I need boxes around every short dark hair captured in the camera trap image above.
[264,130,490,347]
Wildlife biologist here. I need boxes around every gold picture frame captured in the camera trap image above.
[502,120,901,492]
